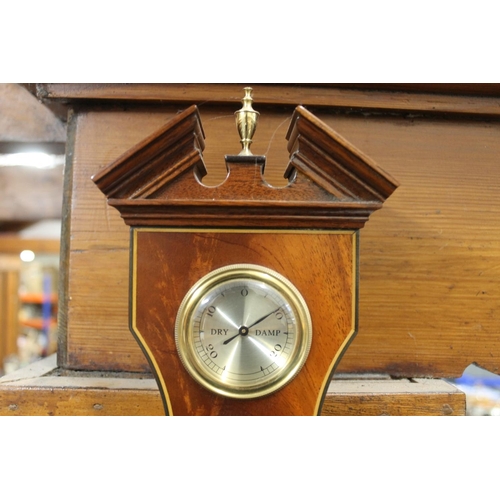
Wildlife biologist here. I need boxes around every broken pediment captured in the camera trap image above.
[92,104,399,229]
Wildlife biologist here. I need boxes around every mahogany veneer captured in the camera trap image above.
[93,104,398,415]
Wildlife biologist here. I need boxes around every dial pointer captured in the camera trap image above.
[223,326,249,345]
[223,332,240,345]
[223,308,281,345]
[247,307,281,329]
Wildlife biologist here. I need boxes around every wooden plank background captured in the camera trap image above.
[323,113,500,377]
[56,87,500,379]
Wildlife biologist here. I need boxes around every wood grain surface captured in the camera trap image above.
[133,230,356,415]
[326,113,500,377]
[58,92,500,380]
[323,378,465,416]
[0,356,465,416]
[37,83,500,118]
[0,356,163,416]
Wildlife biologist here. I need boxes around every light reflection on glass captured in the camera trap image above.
[247,336,286,368]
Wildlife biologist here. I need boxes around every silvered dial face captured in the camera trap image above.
[175,265,312,399]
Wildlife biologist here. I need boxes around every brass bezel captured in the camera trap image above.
[175,264,313,399]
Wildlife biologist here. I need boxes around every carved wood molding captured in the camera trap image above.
[92,106,206,200]
[93,105,399,229]
[286,106,398,202]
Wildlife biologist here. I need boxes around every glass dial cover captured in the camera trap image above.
[175,264,313,399]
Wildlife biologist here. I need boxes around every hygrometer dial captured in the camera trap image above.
[175,264,312,399]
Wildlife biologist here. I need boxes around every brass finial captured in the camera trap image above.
[234,87,259,156]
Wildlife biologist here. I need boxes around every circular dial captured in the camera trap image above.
[175,264,312,399]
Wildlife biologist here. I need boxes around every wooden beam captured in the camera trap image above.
[0,237,60,254]
[323,378,465,416]
[36,83,500,119]
[0,165,63,223]
[0,268,20,368]
[328,83,500,97]
[0,356,164,416]
[0,355,465,416]
[0,141,65,155]
[0,84,66,142]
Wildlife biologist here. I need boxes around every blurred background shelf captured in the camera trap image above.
[448,365,500,416]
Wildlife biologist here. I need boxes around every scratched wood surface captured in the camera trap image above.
[59,96,500,379]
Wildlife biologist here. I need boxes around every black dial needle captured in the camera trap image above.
[223,307,281,345]
[247,307,282,329]
[223,329,245,345]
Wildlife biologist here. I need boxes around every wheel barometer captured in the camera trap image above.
[92,88,399,415]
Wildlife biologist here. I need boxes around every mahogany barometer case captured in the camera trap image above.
[92,102,398,416]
